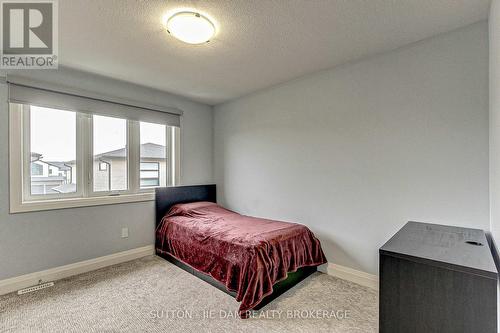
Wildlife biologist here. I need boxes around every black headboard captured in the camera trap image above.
[155,184,216,227]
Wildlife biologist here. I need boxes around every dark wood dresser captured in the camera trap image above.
[379,221,498,333]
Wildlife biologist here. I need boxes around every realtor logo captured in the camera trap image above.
[1,0,58,68]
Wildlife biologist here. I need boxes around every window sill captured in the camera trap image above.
[10,192,155,213]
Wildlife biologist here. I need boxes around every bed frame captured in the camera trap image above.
[155,184,317,311]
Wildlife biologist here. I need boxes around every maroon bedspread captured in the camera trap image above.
[155,202,327,317]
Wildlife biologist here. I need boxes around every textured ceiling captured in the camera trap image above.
[59,0,490,105]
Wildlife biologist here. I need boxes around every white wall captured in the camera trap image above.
[489,0,500,326]
[0,68,213,280]
[490,0,500,259]
[214,22,489,275]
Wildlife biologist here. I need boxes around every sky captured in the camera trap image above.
[30,106,166,162]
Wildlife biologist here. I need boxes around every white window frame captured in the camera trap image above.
[9,103,180,213]
[22,104,84,202]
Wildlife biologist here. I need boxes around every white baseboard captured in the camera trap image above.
[0,245,154,296]
[319,262,379,290]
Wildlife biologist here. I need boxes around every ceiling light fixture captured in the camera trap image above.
[164,11,216,44]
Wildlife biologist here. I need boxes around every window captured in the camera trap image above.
[93,115,127,192]
[31,163,43,176]
[140,122,166,188]
[140,162,160,187]
[29,106,77,197]
[9,103,180,213]
[98,162,108,171]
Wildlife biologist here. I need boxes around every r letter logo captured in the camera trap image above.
[1,0,58,68]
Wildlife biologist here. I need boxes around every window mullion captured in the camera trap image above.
[22,105,31,201]
[174,126,181,186]
[128,120,140,193]
[167,126,180,187]
[78,113,91,198]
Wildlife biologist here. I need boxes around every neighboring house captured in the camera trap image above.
[30,153,73,195]
[93,143,167,191]
[31,143,167,195]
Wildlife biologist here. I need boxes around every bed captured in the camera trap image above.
[155,184,327,318]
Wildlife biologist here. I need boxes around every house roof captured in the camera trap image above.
[31,154,71,171]
[97,143,166,160]
[45,161,72,171]
[31,143,166,167]
[31,152,42,162]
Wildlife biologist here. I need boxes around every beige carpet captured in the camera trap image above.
[0,256,378,332]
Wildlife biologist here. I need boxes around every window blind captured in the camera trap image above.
[7,76,182,127]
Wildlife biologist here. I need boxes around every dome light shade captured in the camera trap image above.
[165,11,215,44]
